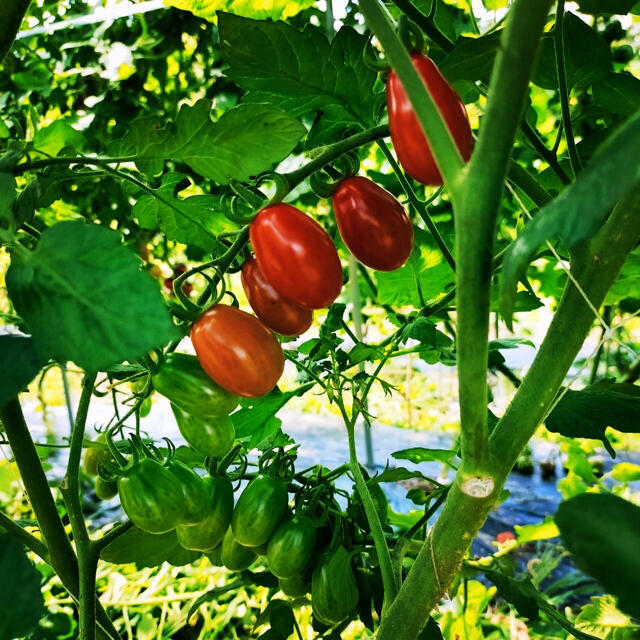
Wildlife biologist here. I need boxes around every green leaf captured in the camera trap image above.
[392,447,458,469]
[112,100,305,183]
[101,526,200,567]
[545,382,640,448]
[370,467,434,485]
[219,14,381,144]
[555,493,640,618]
[499,110,640,327]
[514,517,559,543]
[610,462,640,482]
[440,32,502,85]
[0,534,45,639]
[6,221,179,372]
[32,119,84,157]
[377,229,454,308]
[575,596,636,639]
[0,335,46,407]
[533,13,611,90]
[232,385,310,449]
[593,73,640,119]
[132,173,236,250]
[419,618,444,640]
[348,343,383,365]
[575,0,640,14]
[0,172,17,242]
[481,569,539,620]
[165,0,314,21]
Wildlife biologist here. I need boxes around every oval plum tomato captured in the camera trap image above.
[117,458,184,534]
[332,177,414,271]
[152,352,239,418]
[231,475,289,547]
[221,527,257,571]
[250,203,343,310]
[176,476,234,552]
[312,546,359,625]
[267,515,316,579]
[241,258,313,337]
[386,53,472,186]
[191,304,284,398]
[166,460,210,525]
[171,404,235,459]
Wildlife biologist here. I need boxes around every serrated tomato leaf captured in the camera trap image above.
[6,221,179,372]
[0,335,46,407]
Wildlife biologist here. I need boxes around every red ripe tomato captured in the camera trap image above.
[249,203,343,310]
[386,53,472,186]
[241,258,313,337]
[496,531,516,544]
[191,304,284,398]
[332,176,414,271]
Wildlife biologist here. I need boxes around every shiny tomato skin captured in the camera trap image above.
[332,177,414,271]
[386,53,472,186]
[241,258,313,337]
[191,304,284,398]
[249,204,343,310]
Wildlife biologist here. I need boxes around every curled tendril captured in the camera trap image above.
[230,180,267,210]
[334,151,360,178]
[398,15,425,54]
[309,169,341,199]
[254,172,290,205]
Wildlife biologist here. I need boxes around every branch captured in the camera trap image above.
[0,0,31,64]
[454,0,552,473]
[0,510,49,560]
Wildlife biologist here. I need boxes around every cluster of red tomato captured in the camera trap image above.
[189,53,471,399]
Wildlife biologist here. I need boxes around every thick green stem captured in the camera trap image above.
[359,0,465,194]
[0,399,79,590]
[455,0,551,471]
[0,0,31,64]
[377,187,640,640]
[60,373,98,640]
[345,423,398,606]
[554,0,581,177]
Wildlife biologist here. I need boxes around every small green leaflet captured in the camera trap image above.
[376,228,454,308]
[0,336,45,407]
[6,221,179,372]
[500,110,640,328]
[392,447,458,470]
[132,173,237,250]
[164,0,314,21]
[32,118,84,157]
[593,72,640,119]
[111,100,305,183]
[218,14,381,145]
[556,493,640,619]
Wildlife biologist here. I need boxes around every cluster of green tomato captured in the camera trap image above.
[83,352,385,626]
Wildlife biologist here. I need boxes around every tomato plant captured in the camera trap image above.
[1,1,640,639]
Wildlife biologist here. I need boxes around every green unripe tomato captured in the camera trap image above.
[153,352,239,418]
[172,404,235,458]
[94,476,118,501]
[312,546,359,625]
[279,575,310,598]
[176,476,234,552]
[207,545,223,566]
[117,458,184,534]
[221,527,256,571]
[83,435,112,476]
[267,515,316,579]
[232,475,288,547]
[166,460,210,525]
